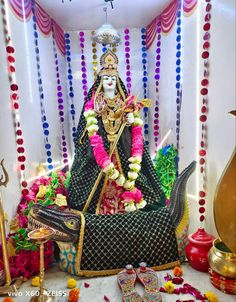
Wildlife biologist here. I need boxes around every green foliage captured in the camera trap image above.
[13,228,37,252]
[154,144,178,199]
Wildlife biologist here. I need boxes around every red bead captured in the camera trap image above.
[20,164,25,170]
[201,88,208,95]
[21,189,29,196]
[199,191,206,197]
[200,215,205,222]
[16,129,22,136]
[199,199,206,205]
[206,3,212,11]
[7,55,15,63]
[21,181,28,187]
[205,13,211,22]
[201,106,207,113]
[201,79,209,86]
[13,102,19,109]
[202,51,209,59]
[17,147,24,153]
[199,207,205,213]
[200,115,207,122]
[203,23,211,31]
[10,84,18,91]
[17,138,23,145]
[11,93,18,100]
[203,41,210,49]
[200,158,205,165]
[199,149,206,156]
[9,65,16,72]
[6,46,14,53]
[200,141,205,147]
[18,156,26,162]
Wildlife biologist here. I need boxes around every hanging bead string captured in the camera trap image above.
[91,31,98,81]
[79,31,88,98]
[31,0,53,170]
[124,28,132,94]
[1,0,28,195]
[141,27,149,147]
[175,0,183,161]
[153,19,162,153]
[198,0,212,222]
[111,43,117,54]
[102,43,107,53]
[52,26,68,164]
[64,32,77,146]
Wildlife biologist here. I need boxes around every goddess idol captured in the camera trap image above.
[68,49,166,214]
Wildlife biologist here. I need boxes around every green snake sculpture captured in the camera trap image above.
[28,161,196,277]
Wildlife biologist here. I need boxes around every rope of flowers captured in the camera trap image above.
[84,95,146,212]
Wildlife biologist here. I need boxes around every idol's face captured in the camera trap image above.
[102,75,117,92]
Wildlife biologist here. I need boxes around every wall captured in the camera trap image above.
[0,0,69,221]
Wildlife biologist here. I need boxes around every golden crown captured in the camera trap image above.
[99,49,119,76]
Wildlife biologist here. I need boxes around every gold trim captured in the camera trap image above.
[76,260,180,277]
[114,147,123,175]
[70,210,86,274]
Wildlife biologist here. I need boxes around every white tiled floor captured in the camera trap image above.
[1,263,235,302]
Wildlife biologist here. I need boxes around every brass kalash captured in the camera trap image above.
[0,159,24,295]
[208,111,236,293]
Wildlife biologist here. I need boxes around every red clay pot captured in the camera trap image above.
[185,227,215,272]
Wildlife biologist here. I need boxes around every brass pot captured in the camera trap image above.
[208,238,236,278]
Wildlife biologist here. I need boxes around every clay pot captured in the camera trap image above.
[185,227,215,272]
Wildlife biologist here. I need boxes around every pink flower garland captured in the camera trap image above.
[131,126,144,157]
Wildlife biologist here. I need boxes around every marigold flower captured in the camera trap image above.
[173,266,183,277]
[68,288,80,302]
[163,281,175,293]
[205,291,218,302]
[31,276,40,287]
[67,278,77,289]
[2,298,15,302]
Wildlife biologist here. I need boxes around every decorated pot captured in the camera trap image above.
[208,238,236,278]
[185,227,215,272]
[209,268,236,295]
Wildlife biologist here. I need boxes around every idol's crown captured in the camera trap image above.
[99,49,118,76]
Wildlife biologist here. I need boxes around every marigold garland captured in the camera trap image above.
[67,278,77,289]
[68,288,80,302]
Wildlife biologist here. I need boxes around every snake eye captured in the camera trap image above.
[65,219,77,230]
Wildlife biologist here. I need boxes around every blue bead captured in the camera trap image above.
[141,34,146,39]
[68,75,72,80]
[67,57,71,62]
[69,80,72,85]
[40,93,44,99]
[143,77,148,82]
[176,43,181,50]
[38,79,42,85]
[65,33,70,38]
[176,51,181,57]
[176,67,181,73]
[43,116,46,121]
[35,48,39,54]
[71,104,74,108]
[34,32,38,38]
[143,83,147,88]
[47,158,52,163]
[143,71,147,76]
[43,122,49,128]
[145,141,149,145]
[176,59,181,65]
[177,11,181,18]
[36,56,40,62]
[33,24,37,30]
[142,47,146,52]
[177,27,181,34]
[48,165,53,170]
[68,69,72,74]
[177,19,181,26]
[72,127,76,131]
[141,28,146,33]
[144,130,149,134]
[71,110,75,115]
[69,92,74,97]
[102,48,107,52]
[176,82,181,89]
[142,53,147,58]
[142,59,147,64]
[176,75,181,81]
[70,87,73,92]
[66,45,70,50]
[47,151,51,156]
[35,40,38,46]
[65,39,70,44]
[142,41,146,46]
[44,130,49,135]
[176,35,181,42]
[45,144,51,149]
[144,112,147,117]
[66,51,71,56]
[33,16,36,22]
[72,132,77,137]
[144,124,149,128]
[144,107,148,112]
